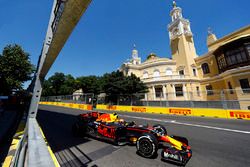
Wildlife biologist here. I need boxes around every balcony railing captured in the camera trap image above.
[141,75,199,82]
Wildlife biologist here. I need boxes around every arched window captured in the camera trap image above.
[193,68,197,76]
[201,63,210,74]
[142,71,149,79]
[153,70,160,79]
[166,68,173,75]
[179,70,184,75]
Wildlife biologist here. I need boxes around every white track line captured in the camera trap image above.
[120,114,250,135]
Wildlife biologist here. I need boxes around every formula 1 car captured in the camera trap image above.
[72,112,192,166]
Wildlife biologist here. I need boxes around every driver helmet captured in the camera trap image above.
[118,118,125,124]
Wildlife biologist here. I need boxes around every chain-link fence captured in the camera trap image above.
[40,89,250,110]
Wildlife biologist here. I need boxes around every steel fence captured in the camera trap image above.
[40,93,94,105]
[41,89,250,110]
[96,89,250,110]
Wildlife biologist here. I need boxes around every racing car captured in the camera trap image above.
[72,111,192,166]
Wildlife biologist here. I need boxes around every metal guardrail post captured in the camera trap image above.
[28,118,55,167]
[10,0,93,166]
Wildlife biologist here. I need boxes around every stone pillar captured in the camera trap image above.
[152,85,155,100]
[166,84,172,100]
[144,93,148,101]
[183,84,187,100]
[144,93,148,106]
[172,84,176,100]
[163,85,167,100]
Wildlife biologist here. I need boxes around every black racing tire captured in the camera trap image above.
[72,122,85,137]
[153,124,167,136]
[136,133,158,158]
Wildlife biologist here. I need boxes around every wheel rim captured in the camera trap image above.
[139,139,152,155]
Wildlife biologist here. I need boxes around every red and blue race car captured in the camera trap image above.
[72,111,192,166]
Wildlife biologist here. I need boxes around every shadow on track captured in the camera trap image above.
[37,109,98,167]
[37,109,91,151]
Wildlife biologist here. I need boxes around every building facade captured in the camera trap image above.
[120,2,250,110]
[195,26,250,109]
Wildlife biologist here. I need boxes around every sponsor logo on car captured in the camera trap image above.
[97,125,116,139]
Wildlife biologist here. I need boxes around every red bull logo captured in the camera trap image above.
[97,126,115,139]
[96,113,117,122]
[230,111,250,119]
[96,113,112,122]
[169,109,192,115]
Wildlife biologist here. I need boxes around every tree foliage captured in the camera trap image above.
[42,70,148,103]
[0,44,35,95]
[102,71,147,95]
[102,71,148,103]
[42,72,78,96]
[76,76,102,95]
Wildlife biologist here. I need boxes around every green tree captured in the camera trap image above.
[59,74,77,95]
[41,80,54,96]
[42,73,78,96]
[47,72,65,95]
[102,71,148,103]
[76,75,102,95]
[41,71,148,104]
[0,44,35,95]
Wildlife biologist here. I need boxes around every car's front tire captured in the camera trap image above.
[136,133,158,158]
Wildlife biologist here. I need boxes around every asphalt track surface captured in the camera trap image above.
[37,105,250,167]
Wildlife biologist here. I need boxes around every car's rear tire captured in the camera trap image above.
[136,133,158,158]
[153,124,167,136]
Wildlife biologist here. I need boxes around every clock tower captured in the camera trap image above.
[168,1,198,76]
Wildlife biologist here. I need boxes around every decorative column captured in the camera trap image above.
[144,93,148,106]
[172,84,176,100]
[152,85,156,100]
[166,84,172,100]
[183,84,187,100]
[163,85,167,100]
[144,93,148,101]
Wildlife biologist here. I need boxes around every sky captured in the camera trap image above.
[0,0,250,83]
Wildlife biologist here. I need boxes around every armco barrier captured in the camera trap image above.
[98,105,194,116]
[96,104,250,120]
[192,108,228,119]
[39,103,250,120]
[2,116,26,167]
[39,127,60,167]
[39,101,93,110]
